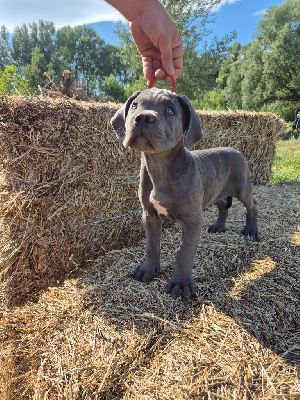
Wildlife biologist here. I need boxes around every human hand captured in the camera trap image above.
[106,0,183,85]
[129,1,183,84]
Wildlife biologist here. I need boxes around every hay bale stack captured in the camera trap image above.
[196,110,286,185]
[0,96,285,305]
[0,96,142,305]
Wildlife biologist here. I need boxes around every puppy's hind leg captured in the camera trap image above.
[208,197,232,234]
[239,183,259,242]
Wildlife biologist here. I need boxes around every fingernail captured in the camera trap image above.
[168,66,175,76]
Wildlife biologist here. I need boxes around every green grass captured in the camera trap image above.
[271,138,300,184]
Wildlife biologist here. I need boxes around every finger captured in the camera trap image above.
[172,44,183,79]
[142,56,155,81]
[154,47,183,81]
[159,39,176,78]
[154,68,167,80]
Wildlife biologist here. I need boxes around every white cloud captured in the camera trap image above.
[253,9,267,16]
[0,0,123,31]
[211,0,243,13]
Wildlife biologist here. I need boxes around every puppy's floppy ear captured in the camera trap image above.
[177,95,203,149]
[110,91,141,138]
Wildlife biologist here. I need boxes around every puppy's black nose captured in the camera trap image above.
[135,113,155,124]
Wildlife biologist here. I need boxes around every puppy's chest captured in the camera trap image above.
[149,190,176,220]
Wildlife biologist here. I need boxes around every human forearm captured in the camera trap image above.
[105,0,164,22]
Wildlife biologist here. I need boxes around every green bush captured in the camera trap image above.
[0,65,32,95]
[101,74,126,102]
[261,101,299,122]
[192,90,226,110]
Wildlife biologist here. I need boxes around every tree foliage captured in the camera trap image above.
[222,0,300,113]
[56,25,120,93]
[100,74,126,102]
[0,65,31,95]
[0,20,124,96]
[0,26,12,70]
[0,0,298,116]
[192,89,226,110]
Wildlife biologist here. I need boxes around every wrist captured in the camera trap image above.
[106,0,163,22]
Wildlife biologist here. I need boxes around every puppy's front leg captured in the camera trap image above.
[132,210,162,282]
[166,216,203,300]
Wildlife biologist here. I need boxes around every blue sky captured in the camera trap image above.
[0,0,286,46]
[207,0,285,45]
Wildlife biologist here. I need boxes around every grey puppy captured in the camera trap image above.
[111,88,259,299]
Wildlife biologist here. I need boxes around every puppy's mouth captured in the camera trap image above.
[124,132,155,152]
[131,135,153,148]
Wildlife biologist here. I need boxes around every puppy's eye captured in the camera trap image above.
[131,103,137,110]
[166,106,175,115]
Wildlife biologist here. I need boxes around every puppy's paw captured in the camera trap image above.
[208,223,226,234]
[132,261,160,283]
[166,275,196,300]
[241,225,260,242]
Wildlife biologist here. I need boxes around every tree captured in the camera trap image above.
[259,1,300,103]
[190,31,237,104]
[12,24,32,67]
[192,89,225,110]
[224,57,243,109]
[56,25,125,95]
[221,0,300,112]
[114,22,143,86]
[11,21,66,87]
[0,26,12,70]
[2,21,125,95]
[217,42,241,90]
[101,74,126,102]
[55,25,76,66]
[0,65,31,95]
[23,47,48,89]
[28,21,56,65]
[240,41,266,110]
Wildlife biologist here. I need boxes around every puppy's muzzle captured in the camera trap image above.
[124,112,158,150]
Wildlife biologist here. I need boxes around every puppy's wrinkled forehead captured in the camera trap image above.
[133,89,180,111]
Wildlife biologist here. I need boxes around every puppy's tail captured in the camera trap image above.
[226,196,232,209]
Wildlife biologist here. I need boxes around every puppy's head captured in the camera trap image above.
[110,88,202,153]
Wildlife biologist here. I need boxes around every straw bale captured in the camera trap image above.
[0,95,142,306]
[0,182,299,399]
[0,96,286,307]
[195,110,286,185]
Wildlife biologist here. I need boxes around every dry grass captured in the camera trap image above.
[1,182,299,399]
